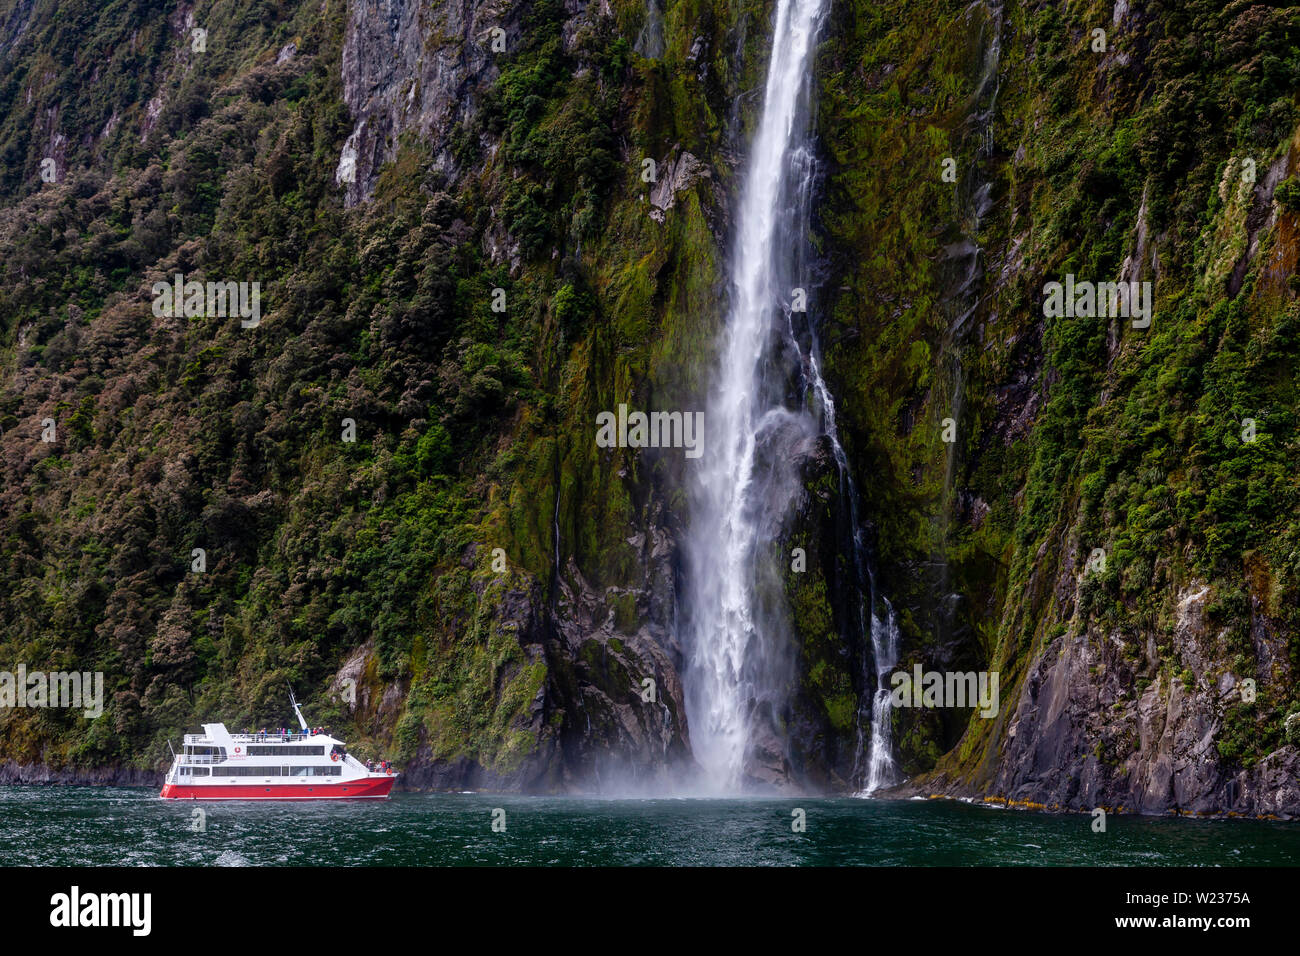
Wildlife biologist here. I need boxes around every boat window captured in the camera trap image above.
[204,765,343,777]
[218,766,286,776]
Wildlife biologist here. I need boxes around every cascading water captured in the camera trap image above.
[681,0,898,793]
[859,599,900,792]
[814,355,901,796]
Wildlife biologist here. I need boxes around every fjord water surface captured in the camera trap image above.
[4,788,1298,866]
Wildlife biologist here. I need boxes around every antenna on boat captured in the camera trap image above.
[288,685,309,732]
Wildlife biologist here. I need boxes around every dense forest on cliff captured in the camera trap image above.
[1,0,1297,814]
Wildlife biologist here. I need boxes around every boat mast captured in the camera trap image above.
[288,686,309,732]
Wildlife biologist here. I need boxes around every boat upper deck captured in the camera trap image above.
[182,731,325,745]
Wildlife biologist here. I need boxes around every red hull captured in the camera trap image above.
[160,776,396,800]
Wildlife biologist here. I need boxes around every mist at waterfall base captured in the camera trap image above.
[676,0,897,795]
[7,788,1299,866]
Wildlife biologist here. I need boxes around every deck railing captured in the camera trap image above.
[182,732,326,745]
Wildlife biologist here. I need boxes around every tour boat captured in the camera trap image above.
[160,691,397,800]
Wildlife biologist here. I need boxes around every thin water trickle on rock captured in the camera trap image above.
[860,601,902,793]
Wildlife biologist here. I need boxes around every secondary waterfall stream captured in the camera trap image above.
[681,0,898,793]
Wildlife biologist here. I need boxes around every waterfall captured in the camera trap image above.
[681,0,898,793]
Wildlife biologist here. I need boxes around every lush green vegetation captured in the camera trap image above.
[0,0,764,779]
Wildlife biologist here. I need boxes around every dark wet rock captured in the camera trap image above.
[0,761,162,787]
[543,550,698,793]
[778,432,872,792]
[397,516,697,794]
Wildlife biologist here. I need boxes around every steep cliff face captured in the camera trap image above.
[816,0,1300,816]
[1,0,1297,811]
[335,0,507,205]
[983,579,1300,817]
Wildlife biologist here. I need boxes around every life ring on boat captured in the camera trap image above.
[233,746,241,753]
[331,752,340,762]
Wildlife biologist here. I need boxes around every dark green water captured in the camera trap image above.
[3,787,1298,866]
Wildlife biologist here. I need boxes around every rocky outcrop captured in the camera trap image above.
[0,761,162,787]
[336,0,513,204]
[897,579,1300,817]
[390,516,696,793]
[778,433,875,792]
[541,547,697,792]
[648,150,707,223]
